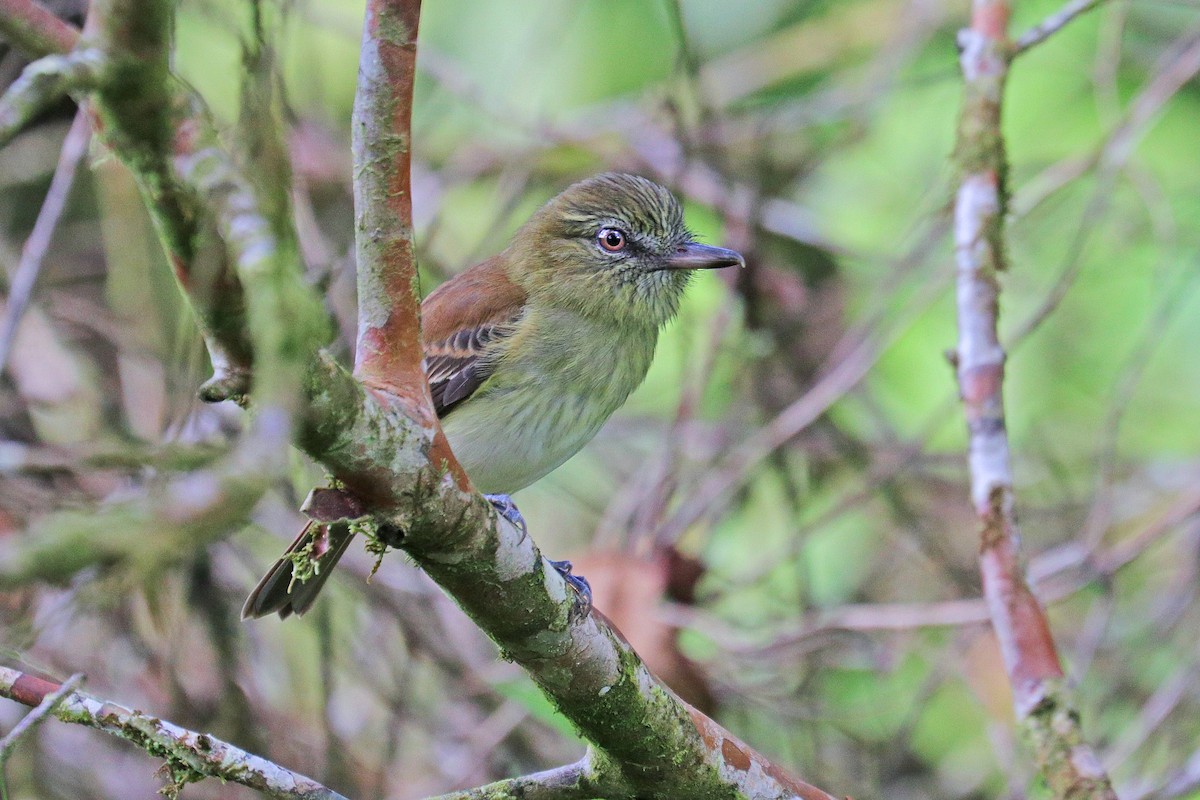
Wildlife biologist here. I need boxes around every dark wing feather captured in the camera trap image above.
[419,254,527,419]
[423,321,514,417]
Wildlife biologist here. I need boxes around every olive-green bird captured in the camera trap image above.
[243,172,744,619]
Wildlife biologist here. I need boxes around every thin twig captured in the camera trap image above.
[654,259,950,544]
[1013,0,1107,55]
[0,107,90,371]
[1007,28,1200,346]
[0,672,82,762]
[425,758,606,800]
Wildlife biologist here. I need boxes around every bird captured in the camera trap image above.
[242,172,744,620]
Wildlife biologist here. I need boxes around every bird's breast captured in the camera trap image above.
[441,310,657,495]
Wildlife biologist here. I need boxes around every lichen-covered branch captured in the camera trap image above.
[302,1,836,794]
[952,3,1117,798]
[298,354,838,799]
[0,667,348,800]
[89,0,264,403]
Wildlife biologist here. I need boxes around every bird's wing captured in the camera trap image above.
[421,255,527,418]
[424,321,518,416]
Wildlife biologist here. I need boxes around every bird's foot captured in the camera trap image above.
[485,495,591,620]
[548,558,593,622]
[485,494,527,535]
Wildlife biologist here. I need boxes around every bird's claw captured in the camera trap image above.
[549,558,592,622]
[485,494,527,535]
[485,495,591,620]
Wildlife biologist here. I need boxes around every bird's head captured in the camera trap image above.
[507,173,744,327]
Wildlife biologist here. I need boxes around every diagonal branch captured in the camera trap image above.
[1013,0,1107,55]
[0,107,90,371]
[0,47,101,148]
[0,667,348,799]
[951,2,1116,798]
[337,2,839,797]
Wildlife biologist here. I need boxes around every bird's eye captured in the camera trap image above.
[597,228,627,253]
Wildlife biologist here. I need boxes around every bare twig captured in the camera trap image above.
[1007,28,1200,347]
[686,476,1200,659]
[0,667,348,799]
[0,107,90,371]
[952,3,1116,798]
[424,758,614,800]
[1103,638,1200,772]
[653,255,950,545]
[1141,748,1200,800]
[0,672,82,762]
[1013,0,1107,55]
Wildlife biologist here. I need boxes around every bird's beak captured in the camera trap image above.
[663,242,745,271]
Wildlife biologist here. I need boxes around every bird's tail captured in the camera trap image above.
[241,521,356,620]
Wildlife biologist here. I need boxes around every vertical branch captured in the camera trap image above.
[351,0,424,392]
[90,0,261,407]
[350,0,468,486]
[952,2,1117,798]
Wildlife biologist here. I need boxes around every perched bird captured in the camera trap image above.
[243,173,743,619]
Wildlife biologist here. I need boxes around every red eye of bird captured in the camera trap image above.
[597,228,626,252]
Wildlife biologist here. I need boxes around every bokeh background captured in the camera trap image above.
[1,0,1200,797]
